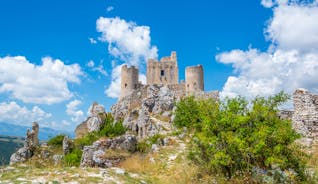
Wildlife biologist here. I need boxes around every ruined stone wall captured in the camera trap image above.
[278,110,294,120]
[147,51,178,85]
[185,65,204,93]
[120,65,139,99]
[292,89,318,145]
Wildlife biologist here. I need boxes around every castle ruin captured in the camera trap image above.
[120,51,206,99]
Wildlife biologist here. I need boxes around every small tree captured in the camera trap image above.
[174,92,307,181]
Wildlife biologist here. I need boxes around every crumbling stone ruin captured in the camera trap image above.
[147,51,179,85]
[292,89,318,146]
[10,122,39,165]
[120,51,208,100]
[276,89,318,146]
[80,134,137,167]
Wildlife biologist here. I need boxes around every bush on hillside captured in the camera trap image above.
[74,132,99,148]
[98,113,126,137]
[47,134,65,147]
[75,113,126,148]
[64,148,82,167]
[136,134,165,153]
[174,92,308,182]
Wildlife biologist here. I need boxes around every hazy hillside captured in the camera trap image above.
[0,135,24,166]
[0,122,75,140]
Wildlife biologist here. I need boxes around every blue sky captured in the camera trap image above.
[1,0,318,131]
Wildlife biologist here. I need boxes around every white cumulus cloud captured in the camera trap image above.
[0,56,82,104]
[107,6,114,12]
[0,101,51,126]
[96,17,158,98]
[261,0,275,8]
[266,3,318,52]
[66,100,84,123]
[216,1,318,99]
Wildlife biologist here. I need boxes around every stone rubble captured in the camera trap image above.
[80,134,137,167]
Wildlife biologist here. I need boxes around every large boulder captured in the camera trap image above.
[80,134,137,167]
[10,147,33,165]
[75,121,88,139]
[75,102,106,138]
[87,116,103,132]
[88,102,105,117]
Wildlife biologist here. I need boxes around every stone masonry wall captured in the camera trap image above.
[146,51,178,85]
[292,88,318,145]
[185,65,204,93]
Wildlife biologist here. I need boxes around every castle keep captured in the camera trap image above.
[147,51,179,85]
[120,51,205,99]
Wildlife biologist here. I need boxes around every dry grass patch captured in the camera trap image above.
[119,144,206,184]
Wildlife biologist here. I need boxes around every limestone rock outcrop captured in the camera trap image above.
[75,102,106,138]
[88,102,106,117]
[9,147,33,165]
[63,136,72,155]
[80,134,137,167]
[74,121,88,139]
[111,84,219,140]
[10,122,39,165]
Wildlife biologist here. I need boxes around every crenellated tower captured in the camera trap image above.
[147,51,179,85]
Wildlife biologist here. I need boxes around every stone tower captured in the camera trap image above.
[147,51,179,85]
[185,65,204,93]
[120,65,139,99]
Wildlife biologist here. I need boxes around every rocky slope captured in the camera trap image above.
[6,87,318,183]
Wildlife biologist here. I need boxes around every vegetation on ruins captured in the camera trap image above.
[46,113,127,166]
[47,134,65,147]
[174,92,309,182]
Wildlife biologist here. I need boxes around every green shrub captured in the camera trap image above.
[148,134,164,145]
[173,96,200,128]
[136,141,150,153]
[174,92,308,181]
[98,113,126,137]
[74,113,126,148]
[64,148,82,167]
[47,134,65,147]
[74,133,98,148]
[136,134,165,153]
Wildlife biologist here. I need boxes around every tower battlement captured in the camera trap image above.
[120,51,206,99]
[147,51,179,85]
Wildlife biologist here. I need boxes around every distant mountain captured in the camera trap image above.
[0,135,24,166]
[0,122,75,140]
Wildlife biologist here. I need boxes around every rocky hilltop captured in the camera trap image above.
[3,87,318,183]
[111,84,219,140]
